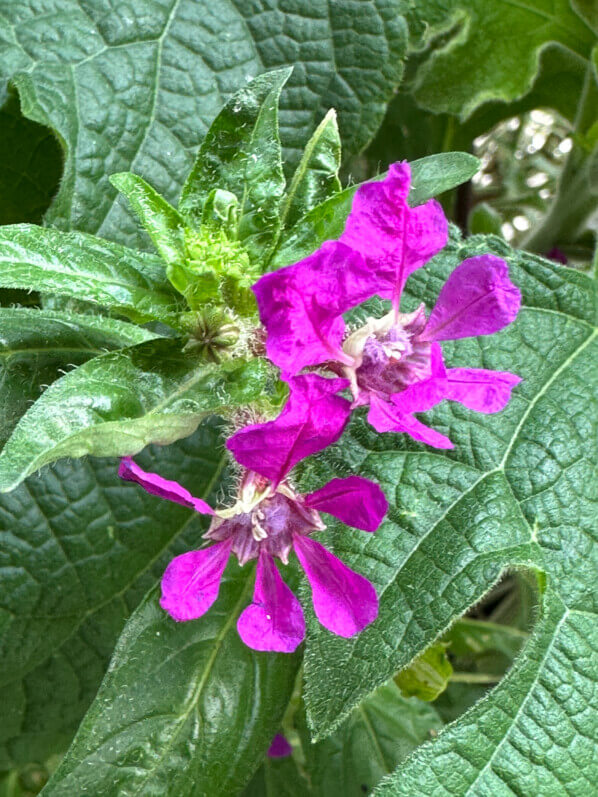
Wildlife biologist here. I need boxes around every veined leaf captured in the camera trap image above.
[42,573,301,796]
[0,338,270,492]
[411,0,595,119]
[270,153,481,268]
[0,307,156,447]
[297,683,443,796]
[0,2,408,248]
[109,172,187,267]
[0,225,182,324]
[374,592,597,795]
[300,231,597,759]
[0,421,231,765]
[180,69,289,264]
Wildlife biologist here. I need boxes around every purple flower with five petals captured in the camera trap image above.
[253,162,522,448]
[119,374,387,653]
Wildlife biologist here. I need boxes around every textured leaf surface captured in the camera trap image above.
[298,683,443,796]
[300,228,597,784]
[0,0,407,248]
[0,421,228,766]
[0,308,156,447]
[0,339,270,492]
[43,574,300,797]
[374,592,598,795]
[411,0,596,119]
[0,224,181,323]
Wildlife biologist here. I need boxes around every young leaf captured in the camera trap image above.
[0,422,230,765]
[374,592,597,796]
[0,307,156,447]
[395,643,453,702]
[0,225,182,324]
[42,573,301,796]
[270,153,481,269]
[0,339,271,492]
[280,108,342,233]
[297,683,443,796]
[109,172,187,267]
[179,69,290,264]
[300,232,597,742]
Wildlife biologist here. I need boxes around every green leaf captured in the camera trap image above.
[0,338,270,492]
[270,154,481,268]
[407,153,480,207]
[109,172,187,267]
[445,617,528,664]
[42,573,301,797]
[0,307,156,447]
[374,592,597,795]
[300,230,597,748]
[297,683,443,796]
[0,2,408,248]
[0,421,231,765]
[0,224,182,324]
[180,69,289,264]
[280,108,342,234]
[411,0,595,120]
[0,88,61,225]
[395,643,453,702]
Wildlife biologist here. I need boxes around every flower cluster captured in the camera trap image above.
[120,161,521,653]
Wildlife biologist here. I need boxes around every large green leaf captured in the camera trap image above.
[0,0,408,248]
[374,591,597,795]
[0,420,228,766]
[410,0,596,120]
[0,308,156,447]
[0,224,182,324]
[298,683,443,796]
[300,229,597,769]
[0,338,270,492]
[42,573,301,797]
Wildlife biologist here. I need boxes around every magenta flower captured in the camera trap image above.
[254,162,448,375]
[119,374,387,653]
[268,734,292,758]
[253,163,521,448]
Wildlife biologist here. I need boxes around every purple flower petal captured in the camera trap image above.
[227,374,351,485]
[304,476,387,532]
[119,457,214,514]
[253,241,376,374]
[368,394,454,449]
[444,368,522,413]
[422,255,521,342]
[268,734,293,758]
[293,535,378,637]
[339,162,448,307]
[160,540,232,621]
[237,552,305,653]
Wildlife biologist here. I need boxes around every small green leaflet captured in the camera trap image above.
[0,308,156,447]
[0,225,182,324]
[0,339,271,492]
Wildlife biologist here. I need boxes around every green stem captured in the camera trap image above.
[449,672,502,684]
[523,62,598,254]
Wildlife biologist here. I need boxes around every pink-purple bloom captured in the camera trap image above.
[268,734,293,758]
[119,374,387,653]
[253,162,522,448]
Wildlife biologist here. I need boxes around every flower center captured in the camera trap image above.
[204,476,324,565]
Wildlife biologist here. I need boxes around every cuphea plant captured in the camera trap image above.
[0,17,595,793]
